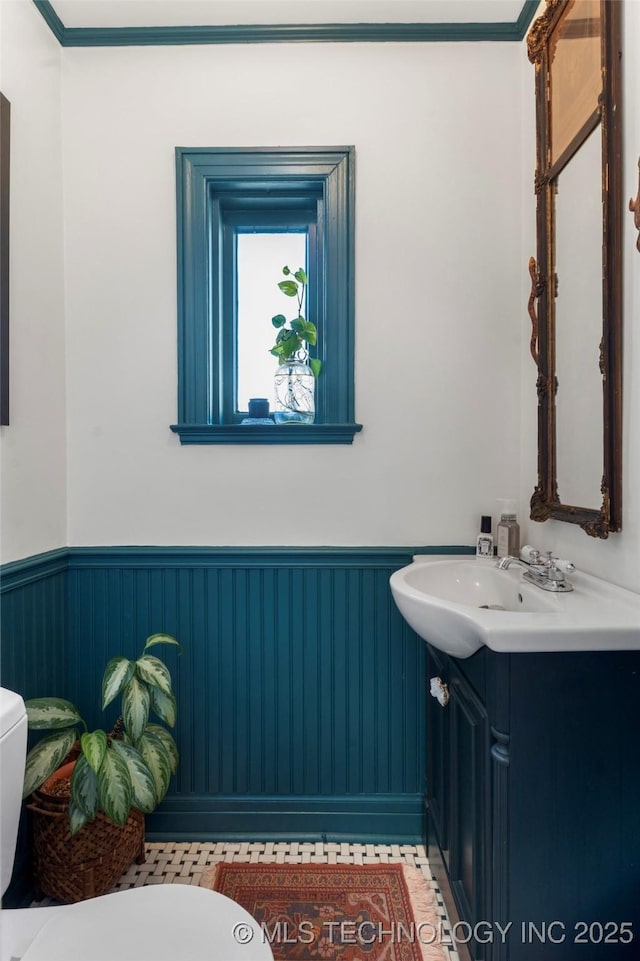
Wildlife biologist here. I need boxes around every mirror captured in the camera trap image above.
[526,0,622,538]
[555,127,603,508]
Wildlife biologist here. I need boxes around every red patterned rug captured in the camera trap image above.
[201,862,446,960]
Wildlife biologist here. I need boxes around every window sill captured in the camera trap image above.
[170,424,363,445]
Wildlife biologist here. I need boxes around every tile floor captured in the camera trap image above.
[110,840,461,960]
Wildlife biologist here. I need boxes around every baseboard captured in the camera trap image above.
[146,793,424,843]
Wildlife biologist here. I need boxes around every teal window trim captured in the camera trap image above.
[171,147,361,445]
[171,424,361,445]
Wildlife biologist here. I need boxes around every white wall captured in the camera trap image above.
[0,0,67,564]
[3,0,638,591]
[62,41,524,547]
[519,0,640,593]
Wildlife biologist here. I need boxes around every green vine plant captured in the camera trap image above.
[270,266,322,378]
[22,634,182,834]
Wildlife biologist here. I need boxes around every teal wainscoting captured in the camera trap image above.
[66,547,437,841]
[0,549,68,906]
[0,549,68,698]
[1,546,472,844]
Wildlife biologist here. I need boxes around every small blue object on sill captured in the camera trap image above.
[241,398,274,426]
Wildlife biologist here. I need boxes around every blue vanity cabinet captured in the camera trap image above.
[425,645,640,961]
[426,646,493,961]
[424,645,450,863]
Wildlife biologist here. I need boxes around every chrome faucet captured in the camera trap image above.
[497,547,575,592]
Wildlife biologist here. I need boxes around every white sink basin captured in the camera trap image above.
[389,555,640,658]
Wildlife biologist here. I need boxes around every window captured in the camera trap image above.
[236,229,308,412]
[216,198,318,425]
[171,147,360,444]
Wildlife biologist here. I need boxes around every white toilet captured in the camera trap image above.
[0,687,273,961]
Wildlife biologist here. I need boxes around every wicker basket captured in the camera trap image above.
[28,761,146,903]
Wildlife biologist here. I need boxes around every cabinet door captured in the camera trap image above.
[448,667,491,949]
[425,646,449,861]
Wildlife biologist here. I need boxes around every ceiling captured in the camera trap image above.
[50,0,530,30]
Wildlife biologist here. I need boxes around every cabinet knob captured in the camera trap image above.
[429,676,450,707]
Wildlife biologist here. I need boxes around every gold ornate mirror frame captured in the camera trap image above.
[527,0,622,538]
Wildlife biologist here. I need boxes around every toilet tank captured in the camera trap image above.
[0,688,28,897]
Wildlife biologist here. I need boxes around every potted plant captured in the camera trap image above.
[22,633,181,902]
[270,266,321,423]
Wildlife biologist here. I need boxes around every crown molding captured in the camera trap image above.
[33,0,65,43]
[34,0,540,47]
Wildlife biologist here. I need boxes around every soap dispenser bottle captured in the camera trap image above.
[476,515,494,558]
[496,499,520,558]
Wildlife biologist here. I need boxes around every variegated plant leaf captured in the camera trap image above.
[22,728,77,798]
[97,746,132,826]
[69,797,90,836]
[101,656,135,710]
[110,740,157,813]
[25,698,83,730]
[71,753,99,818]
[122,675,150,743]
[80,730,107,773]
[136,732,171,803]
[149,685,176,728]
[146,724,179,775]
[143,634,183,654]
[136,655,172,696]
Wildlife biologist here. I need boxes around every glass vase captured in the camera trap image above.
[274,351,315,424]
